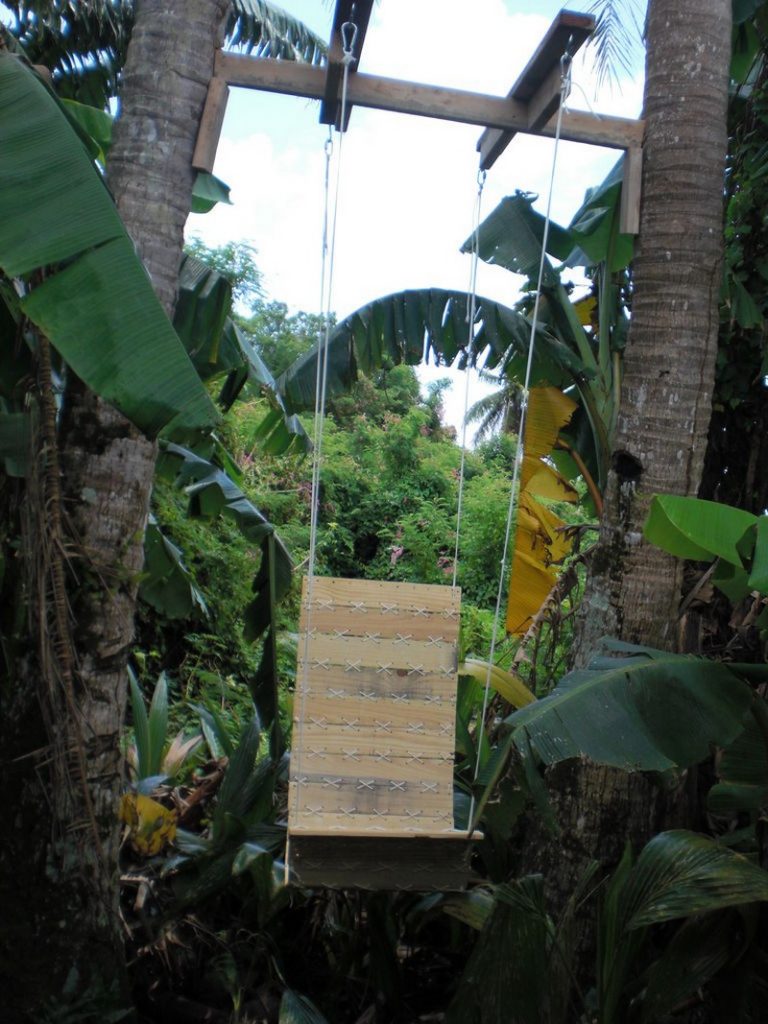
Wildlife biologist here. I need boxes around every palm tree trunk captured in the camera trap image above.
[1,3,227,1018]
[517,0,732,969]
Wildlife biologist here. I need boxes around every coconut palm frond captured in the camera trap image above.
[587,0,646,90]
[2,1,325,106]
[228,1,326,65]
[466,374,524,442]
[1,0,134,105]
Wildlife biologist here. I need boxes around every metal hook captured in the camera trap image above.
[341,20,359,59]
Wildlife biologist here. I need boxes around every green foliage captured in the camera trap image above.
[506,640,755,774]
[0,53,217,437]
[1,0,326,107]
[185,238,263,312]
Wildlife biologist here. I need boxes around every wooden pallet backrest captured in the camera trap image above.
[289,577,461,833]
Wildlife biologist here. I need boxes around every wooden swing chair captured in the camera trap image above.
[192,3,643,890]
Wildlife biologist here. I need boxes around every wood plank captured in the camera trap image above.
[192,77,230,173]
[303,576,460,616]
[526,61,565,133]
[215,53,643,151]
[288,833,475,890]
[292,778,451,817]
[304,606,459,641]
[477,8,595,170]
[295,732,454,766]
[319,0,375,129]
[619,145,643,235]
[301,633,456,673]
[290,827,479,840]
[295,693,455,730]
[295,666,457,701]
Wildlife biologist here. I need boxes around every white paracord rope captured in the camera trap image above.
[467,50,573,833]
[287,18,359,882]
[452,169,486,590]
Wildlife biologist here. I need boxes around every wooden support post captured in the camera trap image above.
[477,9,595,171]
[320,0,374,131]
[192,76,230,174]
[619,145,643,235]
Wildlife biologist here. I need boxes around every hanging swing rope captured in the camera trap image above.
[452,168,487,591]
[287,14,359,879]
[466,45,574,832]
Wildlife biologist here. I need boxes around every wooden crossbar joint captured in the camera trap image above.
[319,0,374,132]
[477,8,595,171]
[192,71,229,174]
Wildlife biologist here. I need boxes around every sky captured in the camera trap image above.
[188,0,644,436]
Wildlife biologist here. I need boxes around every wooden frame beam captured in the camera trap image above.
[193,8,643,233]
[319,0,374,130]
[477,9,595,171]
[215,52,643,151]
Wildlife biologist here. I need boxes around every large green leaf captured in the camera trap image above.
[277,288,584,416]
[639,911,742,1023]
[644,494,757,565]
[140,515,208,621]
[447,876,551,1024]
[0,54,217,437]
[506,641,753,773]
[0,410,30,477]
[174,256,309,453]
[564,158,634,272]
[708,704,768,814]
[158,443,293,732]
[461,191,573,285]
[623,830,768,929]
[279,990,330,1024]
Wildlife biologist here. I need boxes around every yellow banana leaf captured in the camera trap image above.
[459,658,536,708]
[520,387,577,491]
[573,294,597,327]
[119,792,177,856]
[523,458,579,503]
[506,387,577,636]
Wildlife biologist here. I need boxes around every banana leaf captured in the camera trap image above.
[157,443,293,733]
[0,410,30,477]
[564,157,635,272]
[140,515,209,620]
[506,641,754,773]
[644,494,757,565]
[461,191,573,285]
[0,54,217,437]
[708,706,768,814]
[174,256,309,454]
[276,289,584,416]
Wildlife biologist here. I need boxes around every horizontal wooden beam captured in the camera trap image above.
[215,52,643,151]
[478,8,595,170]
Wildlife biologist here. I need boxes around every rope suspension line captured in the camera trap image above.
[467,45,574,832]
[287,14,359,882]
[452,168,487,591]
[286,17,577,871]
